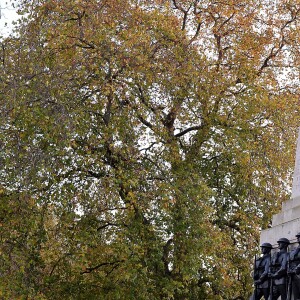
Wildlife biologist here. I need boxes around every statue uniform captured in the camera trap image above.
[288,246,300,300]
[270,250,288,300]
[253,253,271,300]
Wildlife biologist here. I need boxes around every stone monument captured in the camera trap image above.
[260,128,300,247]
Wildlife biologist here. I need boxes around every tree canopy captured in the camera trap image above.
[0,0,300,299]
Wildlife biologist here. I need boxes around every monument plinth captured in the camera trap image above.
[260,128,300,247]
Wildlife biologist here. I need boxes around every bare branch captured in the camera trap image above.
[97,222,127,231]
[81,260,125,275]
[175,125,202,137]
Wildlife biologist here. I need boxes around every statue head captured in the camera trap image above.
[260,242,272,254]
[277,237,290,250]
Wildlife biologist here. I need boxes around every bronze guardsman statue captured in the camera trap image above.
[287,232,300,300]
[253,242,272,300]
[268,237,290,300]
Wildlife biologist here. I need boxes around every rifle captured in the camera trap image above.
[253,254,258,300]
[268,262,274,300]
[287,258,293,300]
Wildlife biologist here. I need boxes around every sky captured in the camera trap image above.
[0,0,19,37]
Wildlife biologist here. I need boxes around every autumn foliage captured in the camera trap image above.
[0,0,300,299]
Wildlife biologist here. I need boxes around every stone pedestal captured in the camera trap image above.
[260,128,300,247]
[256,129,300,300]
[260,195,300,247]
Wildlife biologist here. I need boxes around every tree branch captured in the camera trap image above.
[97,222,127,231]
[175,125,202,137]
[81,260,125,274]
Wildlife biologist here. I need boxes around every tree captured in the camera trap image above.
[0,188,47,299]
[0,0,300,298]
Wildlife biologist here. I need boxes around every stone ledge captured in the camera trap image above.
[260,217,300,247]
[272,204,300,226]
[282,195,300,211]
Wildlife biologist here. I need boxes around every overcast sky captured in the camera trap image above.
[0,0,19,36]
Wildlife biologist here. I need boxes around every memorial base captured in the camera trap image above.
[260,196,300,248]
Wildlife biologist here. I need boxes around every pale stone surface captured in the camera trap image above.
[260,128,300,248]
[260,217,300,247]
[282,195,300,211]
[272,204,300,226]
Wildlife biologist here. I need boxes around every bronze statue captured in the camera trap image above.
[287,232,300,300]
[253,242,272,300]
[268,237,290,300]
